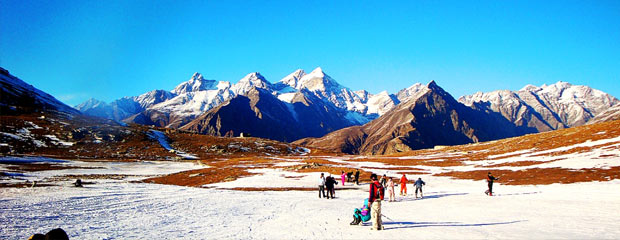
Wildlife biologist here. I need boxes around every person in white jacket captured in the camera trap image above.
[387,177,396,202]
[318,173,326,198]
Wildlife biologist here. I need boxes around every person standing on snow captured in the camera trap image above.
[318,173,326,198]
[485,172,499,196]
[369,174,385,230]
[387,177,396,202]
[380,174,388,188]
[414,177,426,199]
[354,170,360,185]
[399,174,408,196]
[341,170,346,186]
[325,174,338,199]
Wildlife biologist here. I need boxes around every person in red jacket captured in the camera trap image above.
[369,173,385,230]
[399,174,408,196]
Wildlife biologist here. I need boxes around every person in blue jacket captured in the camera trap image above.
[414,177,426,199]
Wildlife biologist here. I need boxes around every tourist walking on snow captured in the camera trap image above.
[325,174,338,199]
[354,170,360,185]
[387,177,396,202]
[318,173,326,198]
[341,171,346,186]
[399,174,408,196]
[414,177,426,199]
[485,172,499,196]
[369,174,385,230]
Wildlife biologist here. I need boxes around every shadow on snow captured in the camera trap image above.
[493,191,541,196]
[383,220,526,230]
[397,192,469,201]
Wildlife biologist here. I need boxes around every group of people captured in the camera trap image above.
[318,173,339,199]
[339,173,428,231]
[377,174,426,202]
[318,170,362,199]
[340,170,360,186]
[347,171,500,231]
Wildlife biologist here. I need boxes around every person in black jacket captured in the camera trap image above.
[380,174,388,188]
[325,174,338,199]
[354,170,360,185]
[485,172,499,196]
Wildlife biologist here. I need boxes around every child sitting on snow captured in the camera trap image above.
[350,198,372,225]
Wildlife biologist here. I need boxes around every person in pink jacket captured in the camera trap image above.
[341,171,346,186]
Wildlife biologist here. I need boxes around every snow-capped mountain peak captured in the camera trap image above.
[519,84,539,92]
[459,82,620,131]
[75,98,107,110]
[231,72,272,95]
[191,72,203,81]
[217,81,231,90]
[308,67,324,75]
[238,72,269,86]
[172,73,217,95]
[277,69,306,89]
[396,82,426,102]
[539,81,571,94]
[135,90,177,108]
[297,67,343,92]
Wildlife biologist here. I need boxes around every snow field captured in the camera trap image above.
[2,175,620,239]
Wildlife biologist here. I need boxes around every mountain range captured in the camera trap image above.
[2,65,618,154]
[75,67,400,141]
[294,81,524,154]
[459,81,619,131]
[296,80,618,154]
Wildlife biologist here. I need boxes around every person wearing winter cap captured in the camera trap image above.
[369,174,385,230]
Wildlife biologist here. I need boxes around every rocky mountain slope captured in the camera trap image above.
[294,81,523,155]
[1,67,79,115]
[588,104,620,124]
[0,69,312,159]
[15,64,619,147]
[76,68,400,140]
[180,87,355,142]
[458,81,619,132]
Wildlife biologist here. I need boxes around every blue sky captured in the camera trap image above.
[1,1,619,106]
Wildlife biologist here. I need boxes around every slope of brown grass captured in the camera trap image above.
[142,167,256,187]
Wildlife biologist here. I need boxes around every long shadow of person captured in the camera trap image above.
[384,220,526,230]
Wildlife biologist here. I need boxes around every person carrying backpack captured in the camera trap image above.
[369,173,385,230]
[414,177,426,199]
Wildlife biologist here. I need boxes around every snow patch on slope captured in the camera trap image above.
[147,130,198,159]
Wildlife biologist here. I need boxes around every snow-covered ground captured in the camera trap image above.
[0,157,204,185]
[2,158,620,239]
